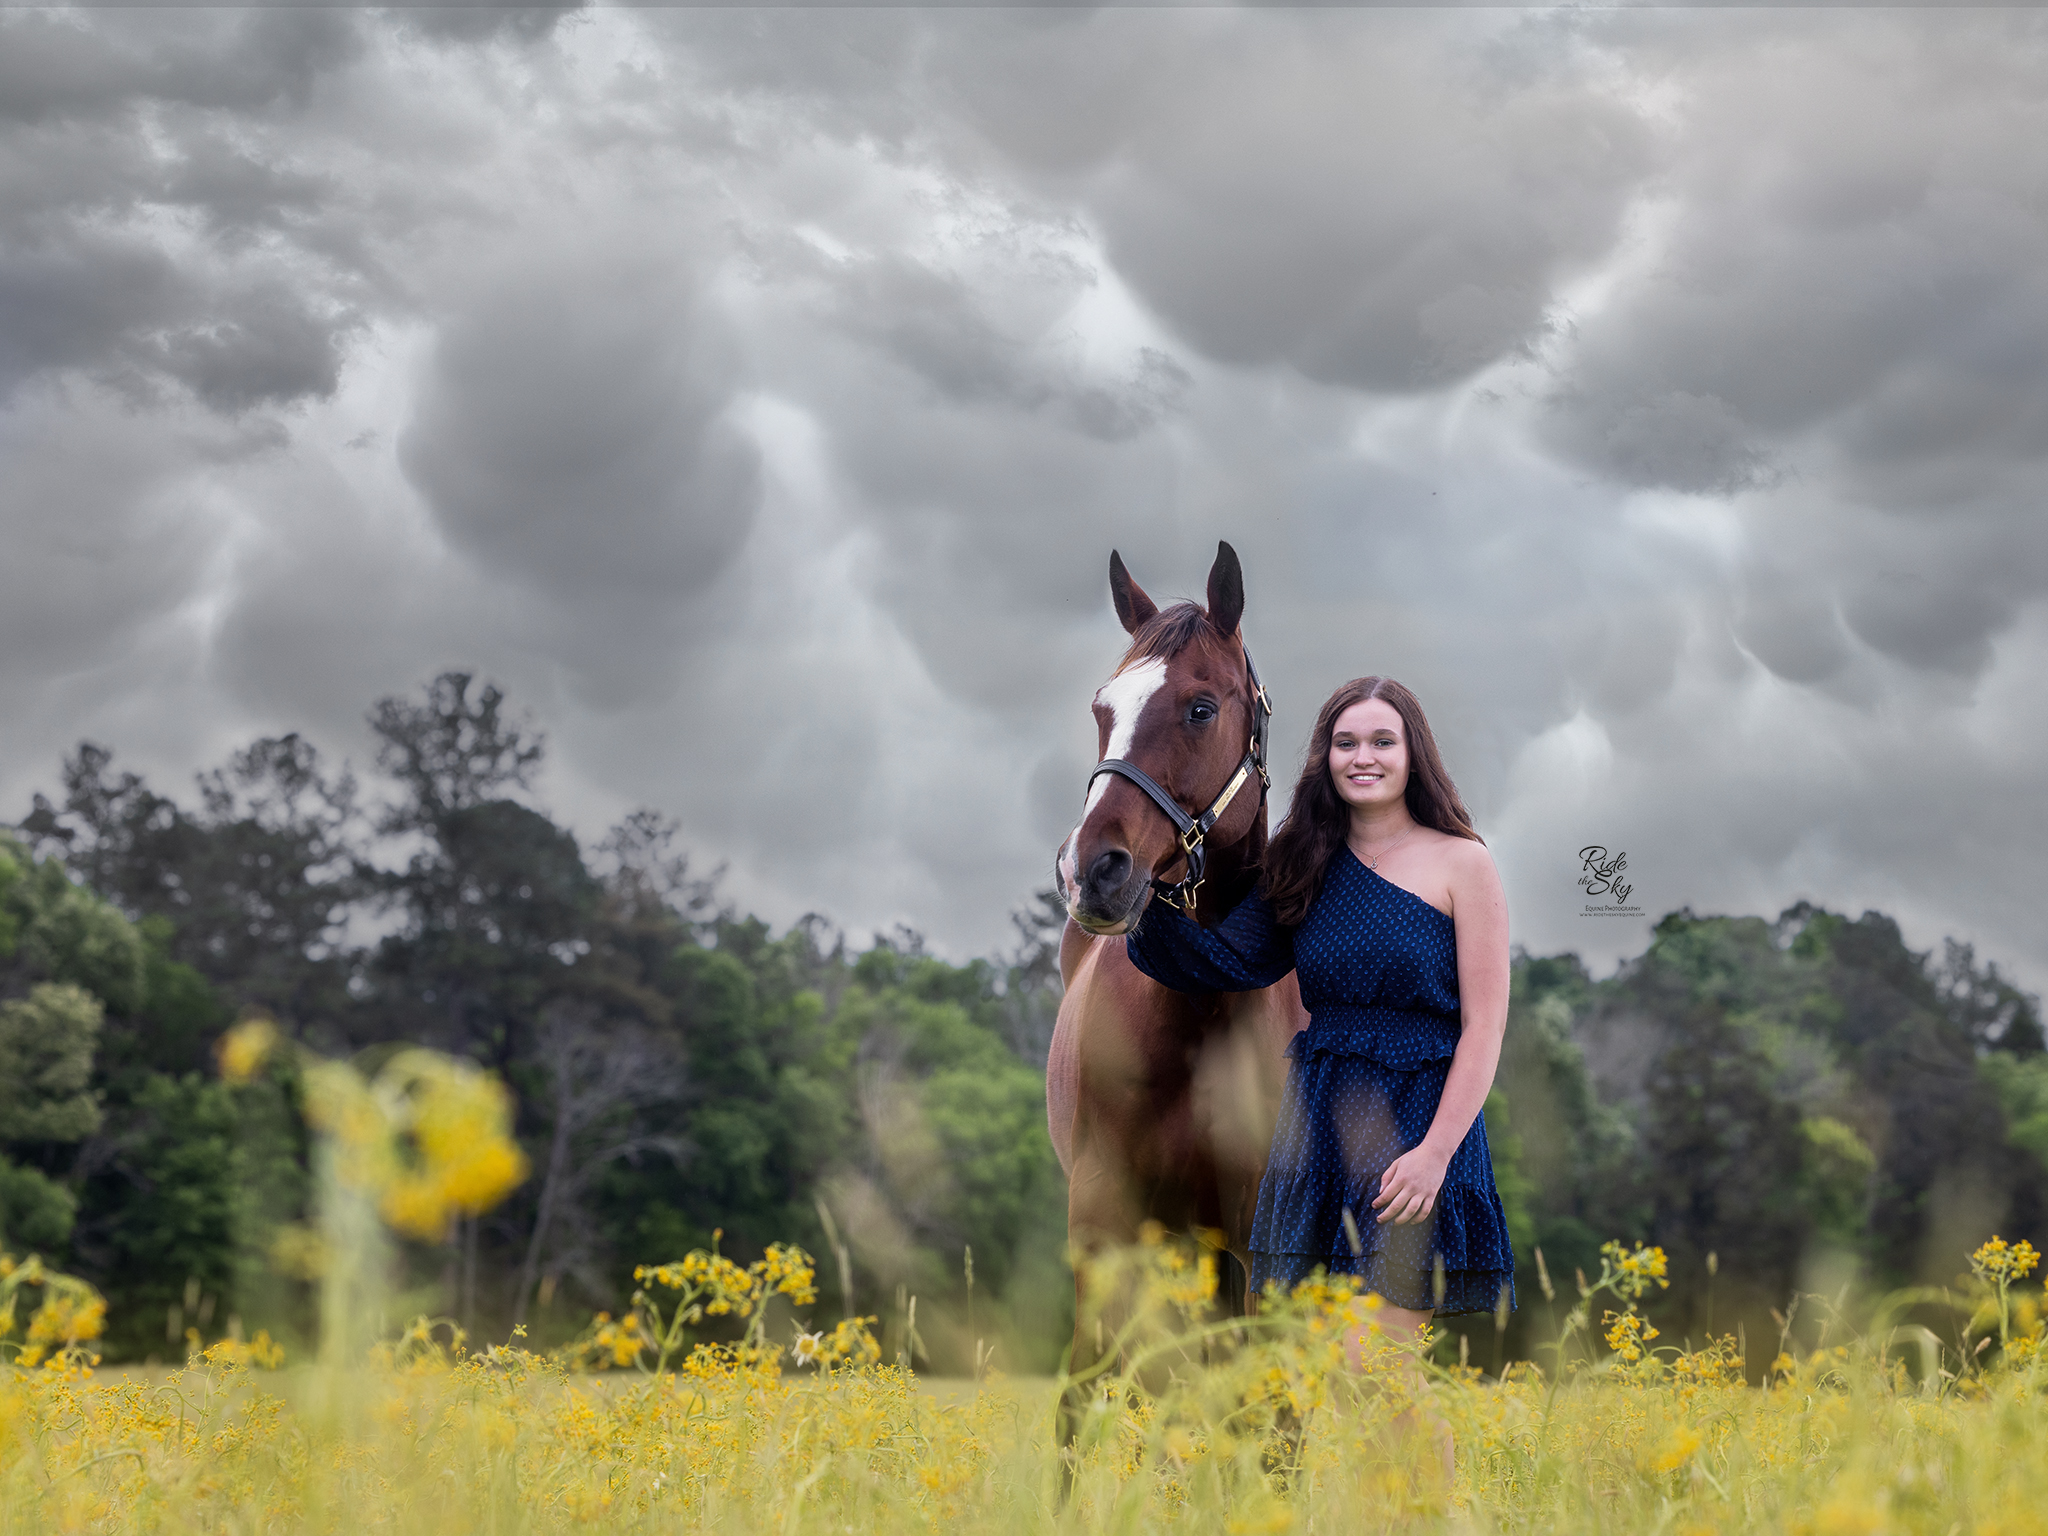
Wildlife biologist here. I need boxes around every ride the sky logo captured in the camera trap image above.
[1576,845,1643,917]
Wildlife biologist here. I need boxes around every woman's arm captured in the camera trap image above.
[1372,839,1510,1227]
[1126,887,1297,993]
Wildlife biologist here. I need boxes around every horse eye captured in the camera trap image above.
[1188,701,1217,724]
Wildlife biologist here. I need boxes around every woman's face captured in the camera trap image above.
[1327,698,1409,813]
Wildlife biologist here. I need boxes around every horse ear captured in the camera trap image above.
[1109,550,1159,634]
[1206,540,1244,637]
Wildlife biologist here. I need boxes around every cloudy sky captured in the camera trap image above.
[4,5,2046,990]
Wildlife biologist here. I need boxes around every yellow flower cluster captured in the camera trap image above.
[1666,1332,1744,1399]
[638,1249,754,1316]
[218,1021,530,1247]
[585,1310,653,1369]
[1603,1308,1661,1365]
[194,1332,286,1370]
[754,1242,820,1307]
[0,1253,106,1374]
[1600,1240,1672,1301]
[1235,1269,1407,1429]
[1644,1424,1703,1473]
[803,1315,883,1369]
[635,1240,818,1320]
[570,1240,838,1374]
[216,1015,280,1082]
[1971,1235,2042,1285]
[1136,1222,1219,1320]
[301,1050,529,1242]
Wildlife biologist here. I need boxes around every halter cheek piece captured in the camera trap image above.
[1086,643,1273,915]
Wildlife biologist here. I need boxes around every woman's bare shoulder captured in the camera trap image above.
[1416,826,1495,866]
[1420,829,1500,897]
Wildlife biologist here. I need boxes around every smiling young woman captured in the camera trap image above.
[1123,674,1513,1478]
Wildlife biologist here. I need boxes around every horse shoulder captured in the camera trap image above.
[1224,969,1308,1068]
[1049,927,1207,1178]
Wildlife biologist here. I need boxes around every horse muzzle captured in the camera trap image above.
[1064,842,1152,936]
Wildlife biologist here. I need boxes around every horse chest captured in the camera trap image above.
[1048,928,1300,1182]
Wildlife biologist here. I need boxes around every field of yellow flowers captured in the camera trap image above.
[4,1229,2044,1534]
[2,1030,2044,1533]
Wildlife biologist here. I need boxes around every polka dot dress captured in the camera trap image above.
[1127,847,1518,1316]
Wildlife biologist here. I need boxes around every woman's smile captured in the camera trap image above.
[1330,698,1410,806]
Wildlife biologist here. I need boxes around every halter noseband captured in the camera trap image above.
[1086,641,1273,915]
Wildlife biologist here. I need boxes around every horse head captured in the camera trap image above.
[1058,541,1270,937]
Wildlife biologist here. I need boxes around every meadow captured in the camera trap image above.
[6,777,2048,1534]
[3,1218,2043,1534]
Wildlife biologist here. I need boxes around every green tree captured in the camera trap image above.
[69,1073,243,1361]
[1799,1115,1878,1248]
[0,982,104,1143]
[364,674,595,1068]
[1,831,145,1014]
[0,1156,75,1254]
[1490,952,1639,1283]
[20,738,357,1046]
[0,837,123,1257]
[0,829,258,1349]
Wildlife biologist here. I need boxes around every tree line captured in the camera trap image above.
[1460,896,2047,1368]
[3,670,2043,1369]
[3,674,1068,1365]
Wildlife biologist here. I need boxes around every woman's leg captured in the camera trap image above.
[1346,1301,1454,1489]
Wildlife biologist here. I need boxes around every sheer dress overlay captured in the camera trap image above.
[1126,848,1517,1315]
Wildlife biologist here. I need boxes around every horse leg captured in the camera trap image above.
[1057,1140,1141,1491]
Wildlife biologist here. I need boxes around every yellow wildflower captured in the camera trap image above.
[217,1016,279,1083]
[819,1316,882,1368]
[1603,1309,1660,1364]
[1601,1241,1671,1300]
[1648,1425,1703,1471]
[1971,1235,2041,1285]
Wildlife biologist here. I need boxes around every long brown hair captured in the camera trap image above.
[1261,676,1481,926]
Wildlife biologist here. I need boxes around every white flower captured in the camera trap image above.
[790,1331,825,1367]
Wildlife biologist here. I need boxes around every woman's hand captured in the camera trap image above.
[1373,1145,1449,1225]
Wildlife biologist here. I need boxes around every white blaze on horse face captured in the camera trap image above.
[1063,657,1169,908]
[1090,657,1169,796]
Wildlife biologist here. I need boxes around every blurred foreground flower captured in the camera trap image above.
[0,1252,106,1375]
[217,1016,280,1083]
[218,1020,530,1244]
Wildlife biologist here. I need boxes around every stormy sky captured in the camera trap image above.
[3,5,2046,990]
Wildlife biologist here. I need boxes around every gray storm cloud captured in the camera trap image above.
[400,253,761,605]
[0,11,366,408]
[1019,15,1653,394]
[0,6,2045,994]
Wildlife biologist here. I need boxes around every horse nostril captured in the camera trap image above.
[1085,848,1131,895]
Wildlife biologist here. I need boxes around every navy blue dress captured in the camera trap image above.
[1127,847,1516,1316]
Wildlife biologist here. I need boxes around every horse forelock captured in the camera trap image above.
[1074,603,1245,840]
[1112,602,1216,677]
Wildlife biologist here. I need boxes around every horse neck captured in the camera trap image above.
[1190,811,1267,928]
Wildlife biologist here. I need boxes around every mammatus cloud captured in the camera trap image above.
[1,7,2045,997]
[399,247,763,692]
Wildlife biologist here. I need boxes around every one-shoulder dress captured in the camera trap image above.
[1126,846,1517,1315]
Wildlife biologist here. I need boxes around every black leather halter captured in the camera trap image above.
[1086,642,1273,915]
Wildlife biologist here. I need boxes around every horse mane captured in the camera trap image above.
[1114,602,1218,674]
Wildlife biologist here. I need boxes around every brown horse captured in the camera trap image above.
[1047,541,1307,1384]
